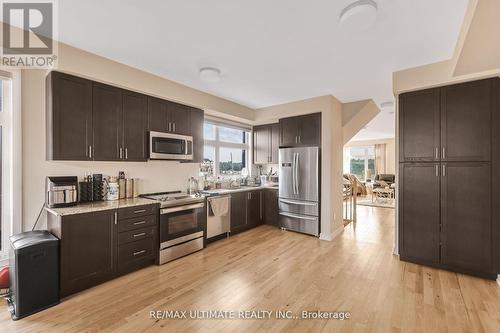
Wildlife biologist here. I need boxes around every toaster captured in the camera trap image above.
[46,176,78,208]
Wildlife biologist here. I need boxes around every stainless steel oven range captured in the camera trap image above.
[140,191,206,264]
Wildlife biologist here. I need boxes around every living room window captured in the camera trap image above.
[346,146,376,181]
[202,120,250,178]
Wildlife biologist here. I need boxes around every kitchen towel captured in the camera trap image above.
[208,196,229,217]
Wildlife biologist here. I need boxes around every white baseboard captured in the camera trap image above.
[319,226,344,241]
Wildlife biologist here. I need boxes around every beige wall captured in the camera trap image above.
[341,100,380,144]
[255,96,344,240]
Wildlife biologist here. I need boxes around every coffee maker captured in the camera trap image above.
[46,176,78,208]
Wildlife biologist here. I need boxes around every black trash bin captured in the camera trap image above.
[8,230,60,320]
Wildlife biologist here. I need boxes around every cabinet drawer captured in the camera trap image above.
[118,214,157,232]
[119,226,157,245]
[118,237,156,269]
[118,204,157,220]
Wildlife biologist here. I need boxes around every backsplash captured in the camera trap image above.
[25,160,200,230]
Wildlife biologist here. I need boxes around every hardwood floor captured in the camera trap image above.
[2,206,499,332]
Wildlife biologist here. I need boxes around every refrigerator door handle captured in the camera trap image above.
[294,153,299,195]
[295,153,299,194]
[279,198,318,206]
[279,211,318,221]
[292,153,297,195]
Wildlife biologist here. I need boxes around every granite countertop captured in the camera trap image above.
[45,197,158,217]
[202,185,278,196]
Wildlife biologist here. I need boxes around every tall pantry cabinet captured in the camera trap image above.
[398,78,499,279]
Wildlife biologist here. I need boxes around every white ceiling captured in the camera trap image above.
[351,106,395,141]
[57,0,468,110]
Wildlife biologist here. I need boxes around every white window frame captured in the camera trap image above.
[203,122,251,177]
[0,70,22,267]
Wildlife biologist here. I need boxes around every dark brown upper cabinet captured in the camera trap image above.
[254,123,279,164]
[399,163,441,265]
[440,162,492,274]
[254,125,270,164]
[400,79,494,163]
[399,88,441,162]
[279,113,321,147]
[441,79,492,162]
[168,102,191,135]
[46,71,93,160]
[92,83,123,161]
[190,108,204,163]
[122,91,148,161]
[147,97,169,133]
[47,71,203,162]
[148,97,190,135]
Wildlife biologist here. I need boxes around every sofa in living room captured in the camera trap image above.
[372,174,395,189]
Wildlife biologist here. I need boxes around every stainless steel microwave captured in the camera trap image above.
[149,131,193,160]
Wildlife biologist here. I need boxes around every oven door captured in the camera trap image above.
[159,202,205,248]
[149,131,193,160]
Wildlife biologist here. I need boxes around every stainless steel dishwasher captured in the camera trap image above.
[206,195,231,239]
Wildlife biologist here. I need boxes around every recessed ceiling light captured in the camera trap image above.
[339,0,378,32]
[199,67,221,83]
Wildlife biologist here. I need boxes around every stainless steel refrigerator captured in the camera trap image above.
[278,147,320,236]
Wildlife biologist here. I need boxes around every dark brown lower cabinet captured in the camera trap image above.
[230,190,264,235]
[50,210,117,298]
[399,162,495,279]
[399,163,441,265]
[247,191,262,228]
[441,163,492,274]
[263,189,279,226]
[230,192,248,235]
[47,204,158,298]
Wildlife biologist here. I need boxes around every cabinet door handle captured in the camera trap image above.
[114,211,117,225]
[435,147,439,159]
[442,165,446,177]
[125,148,128,160]
[89,145,92,159]
[435,165,439,177]
[133,209,147,214]
[168,122,171,132]
[295,136,298,144]
[119,147,123,159]
[298,136,301,143]
[133,220,146,225]
[133,250,146,256]
[133,232,146,238]
[442,147,446,159]
[173,122,176,132]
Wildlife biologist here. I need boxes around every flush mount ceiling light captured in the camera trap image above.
[199,67,221,83]
[339,0,378,32]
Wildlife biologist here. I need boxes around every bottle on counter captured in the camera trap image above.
[125,178,134,198]
[107,176,119,201]
[118,178,126,199]
[133,178,140,197]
